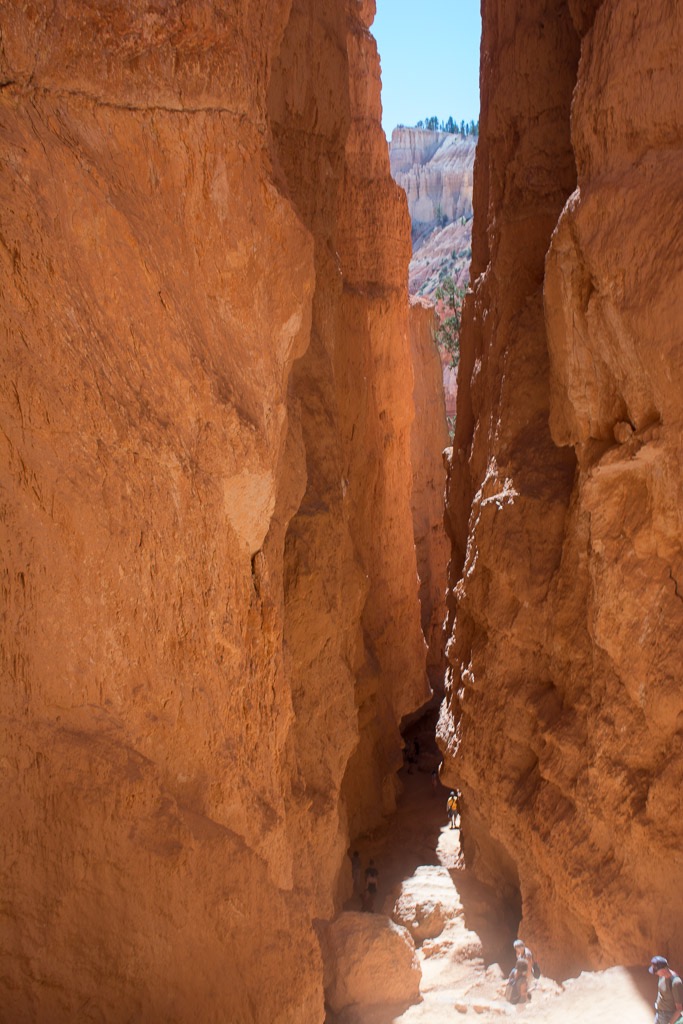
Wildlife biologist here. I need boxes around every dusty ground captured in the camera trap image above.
[337,730,656,1024]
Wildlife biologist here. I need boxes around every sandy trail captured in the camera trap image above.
[339,744,655,1024]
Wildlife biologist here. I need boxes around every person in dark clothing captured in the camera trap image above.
[362,859,379,912]
[505,958,529,1004]
[350,850,361,897]
[650,956,683,1024]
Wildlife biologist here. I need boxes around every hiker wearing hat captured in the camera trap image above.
[650,955,683,1024]
[446,790,459,829]
[514,938,540,980]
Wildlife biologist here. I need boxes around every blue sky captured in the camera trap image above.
[372,0,482,139]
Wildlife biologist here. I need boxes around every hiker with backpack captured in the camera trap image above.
[649,955,683,1024]
[505,957,530,1004]
[446,790,459,829]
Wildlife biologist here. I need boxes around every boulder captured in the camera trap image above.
[324,912,421,1014]
[391,864,461,942]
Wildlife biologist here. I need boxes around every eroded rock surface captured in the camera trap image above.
[389,128,475,239]
[324,912,421,1017]
[392,864,461,943]
[409,299,450,696]
[0,2,442,1020]
[389,128,475,301]
[441,0,683,978]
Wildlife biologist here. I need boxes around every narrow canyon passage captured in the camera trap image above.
[328,729,656,1023]
[1,0,681,1020]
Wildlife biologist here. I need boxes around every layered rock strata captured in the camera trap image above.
[389,128,475,300]
[0,2,439,1020]
[441,0,683,978]
[389,128,476,237]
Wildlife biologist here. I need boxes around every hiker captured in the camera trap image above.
[446,790,459,829]
[350,850,361,897]
[649,955,683,1024]
[505,958,530,1004]
[513,938,540,979]
[431,769,438,793]
[362,859,379,912]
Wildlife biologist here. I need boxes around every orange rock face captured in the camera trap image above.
[409,300,450,696]
[0,2,439,1019]
[323,911,421,1016]
[441,0,683,978]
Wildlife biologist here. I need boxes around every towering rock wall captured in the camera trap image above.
[409,299,450,696]
[0,2,435,1020]
[441,0,683,978]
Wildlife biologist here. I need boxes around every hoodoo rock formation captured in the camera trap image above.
[389,128,475,241]
[0,2,447,1021]
[389,127,475,300]
[389,131,474,420]
[441,0,683,980]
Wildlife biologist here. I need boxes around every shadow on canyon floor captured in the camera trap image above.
[333,712,656,1024]
[346,712,515,970]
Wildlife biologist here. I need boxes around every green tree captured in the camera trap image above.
[434,276,465,369]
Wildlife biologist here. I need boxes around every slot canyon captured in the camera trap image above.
[0,1,681,1022]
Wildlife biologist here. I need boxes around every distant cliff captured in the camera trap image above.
[389,128,475,416]
[389,128,475,302]
[390,128,475,237]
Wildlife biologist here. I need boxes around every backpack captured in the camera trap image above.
[666,973,683,1024]
[505,969,527,1004]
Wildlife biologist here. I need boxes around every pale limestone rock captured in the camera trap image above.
[389,128,476,302]
[390,129,476,229]
[391,864,461,942]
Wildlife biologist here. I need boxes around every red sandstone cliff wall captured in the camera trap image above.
[441,0,683,978]
[409,300,450,696]
[0,2,433,1020]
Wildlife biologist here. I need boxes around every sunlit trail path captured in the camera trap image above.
[333,725,654,1024]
